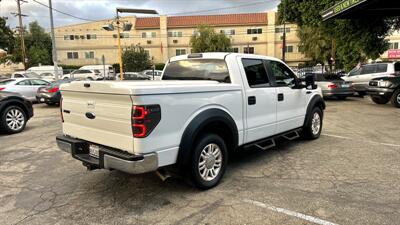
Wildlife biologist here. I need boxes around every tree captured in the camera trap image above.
[13,21,52,67]
[278,0,400,70]
[190,25,232,53]
[122,45,151,72]
[0,17,15,55]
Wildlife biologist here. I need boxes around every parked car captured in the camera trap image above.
[0,78,50,101]
[80,65,115,79]
[56,53,325,189]
[116,72,151,81]
[11,71,41,79]
[140,70,163,80]
[36,79,71,106]
[61,69,103,80]
[311,73,354,99]
[367,76,400,108]
[342,62,400,96]
[26,65,63,77]
[0,91,33,134]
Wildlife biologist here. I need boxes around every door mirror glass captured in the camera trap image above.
[305,74,317,90]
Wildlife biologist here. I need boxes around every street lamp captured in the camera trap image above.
[102,8,158,80]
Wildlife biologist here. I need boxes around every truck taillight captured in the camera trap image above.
[132,105,161,138]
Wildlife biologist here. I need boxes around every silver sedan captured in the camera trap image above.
[0,78,50,101]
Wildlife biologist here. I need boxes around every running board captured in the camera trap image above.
[254,139,276,150]
[282,130,300,140]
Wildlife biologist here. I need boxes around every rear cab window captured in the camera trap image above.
[163,59,230,83]
[241,59,270,88]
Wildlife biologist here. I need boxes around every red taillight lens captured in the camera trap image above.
[60,97,64,123]
[48,87,59,93]
[0,87,5,91]
[328,84,338,88]
[132,105,161,138]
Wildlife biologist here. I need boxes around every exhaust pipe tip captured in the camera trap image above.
[156,169,171,182]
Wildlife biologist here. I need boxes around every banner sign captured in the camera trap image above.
[388,49,400,59]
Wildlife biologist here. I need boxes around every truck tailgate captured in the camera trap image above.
[61,82,134,152]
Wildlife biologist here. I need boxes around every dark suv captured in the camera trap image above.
[367,76,400,108]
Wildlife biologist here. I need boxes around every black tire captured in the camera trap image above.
[371,96,390,105]
[337,96,347,100]
[301,107,323,140]
[190,134,228,190]
[0,105,27,134]
[357,91,366,97]
[390,89,400,108]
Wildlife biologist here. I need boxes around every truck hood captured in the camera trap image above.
[60,80,242,95]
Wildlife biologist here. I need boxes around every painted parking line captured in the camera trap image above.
[322,133,400,148]
[243,199,339,225]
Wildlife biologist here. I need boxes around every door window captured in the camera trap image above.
[16,80,31,86]
[361,65,377,74]
[376,64,387,73]
[268,60,296,87]
[31,79,49,86]
[241,59,270,88]
[14,74,24,78]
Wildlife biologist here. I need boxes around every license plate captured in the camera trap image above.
[89,144,100,158]
[341,84,350,88]
[40,98,45,102]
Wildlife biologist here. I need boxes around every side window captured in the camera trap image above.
[14,74,24,78]
[269,60,296,87]
[241,59,270,88]
[31,79,49,86]
[16,80,31,86]
[376,64,388,73]
[395,62,400,72]
[361,65,376,74]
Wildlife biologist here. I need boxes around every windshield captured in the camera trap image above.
[25,72,41,78]
[0,79,15,85]
[162,59,230,83]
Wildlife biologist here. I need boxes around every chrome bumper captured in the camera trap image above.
[56,135,158,174]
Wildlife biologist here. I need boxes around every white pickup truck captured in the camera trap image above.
[56,53,325,189]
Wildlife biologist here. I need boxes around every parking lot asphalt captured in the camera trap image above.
[1,97,399,225]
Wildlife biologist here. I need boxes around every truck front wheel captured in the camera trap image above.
[302,107,323,140]
[371,96,390,104]
[190,134,227,189]
[391,89,400,108]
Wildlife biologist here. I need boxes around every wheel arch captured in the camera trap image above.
[177,108,239,168]
[304,94,326,127]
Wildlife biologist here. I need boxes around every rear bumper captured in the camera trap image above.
[56,135,158,174]
[322,90,354,97]
[36,93,59,103]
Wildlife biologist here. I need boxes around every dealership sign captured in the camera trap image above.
[321,0,367,20]
[388,49,400,59]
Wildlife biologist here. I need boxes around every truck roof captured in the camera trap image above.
[169,52,284,63]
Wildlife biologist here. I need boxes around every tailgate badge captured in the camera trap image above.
[85,112,96,119]
[86,100,96,108]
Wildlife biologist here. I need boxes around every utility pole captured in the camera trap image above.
[16,0,27,70]
[116,11,124,80]
[282,0,286,62]
[48,0,59,80]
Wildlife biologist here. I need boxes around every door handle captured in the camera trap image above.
[277,93,284,101]
[306,91,312,94]
[248,96,256,105]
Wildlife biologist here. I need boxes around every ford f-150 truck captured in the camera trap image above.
[56,53,325,189]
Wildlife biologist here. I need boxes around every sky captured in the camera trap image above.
[0,0,280,30]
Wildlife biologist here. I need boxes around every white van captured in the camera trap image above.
[27,66,63,77]
[79,65,115,79]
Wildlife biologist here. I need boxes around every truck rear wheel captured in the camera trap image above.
[190,134,227,189]
[371,96,389,104]
[302,107,323,140]
[391,89,400,108]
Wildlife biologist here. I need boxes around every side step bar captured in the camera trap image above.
[243,128,302,151]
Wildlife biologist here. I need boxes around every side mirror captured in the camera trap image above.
[305,74,318,90]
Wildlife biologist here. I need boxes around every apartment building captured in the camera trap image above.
[54,11,307,67]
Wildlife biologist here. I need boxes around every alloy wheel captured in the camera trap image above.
[198,143,222,181]
[5,109,25,131]
[311,112,321,135]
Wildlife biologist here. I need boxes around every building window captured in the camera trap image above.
[232,47,239,53]
[247,28,262,34]
[285,45,294,53]
[74,35,80,40]
[67,52,79,59]
[144,50,150,57]
[85,51,94,59]
[192,30,200,37]
[142,32,156,38]
[168,31,183,37]
[69,35,74,40]
[113,33,129,39]
[389,42,399,49]
[86,34,97,40]
[220,29,235,35]
[176,49,186,56]
[64,35,70,40]
[244,47,255,54]
[275,27,291,33]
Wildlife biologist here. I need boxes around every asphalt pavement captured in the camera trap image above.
[0,97,399,225]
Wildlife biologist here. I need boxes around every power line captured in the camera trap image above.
[31,0,96,22]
